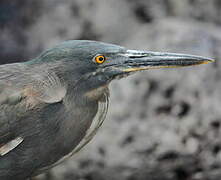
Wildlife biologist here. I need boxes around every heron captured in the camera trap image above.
[0,40,213,180]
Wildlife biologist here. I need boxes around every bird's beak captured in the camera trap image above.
[119,50,214,73]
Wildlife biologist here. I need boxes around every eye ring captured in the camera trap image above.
[94,55,106,64]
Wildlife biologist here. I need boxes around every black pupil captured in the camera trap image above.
[99,56,104,61]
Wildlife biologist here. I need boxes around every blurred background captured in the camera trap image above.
[0,0,221,179]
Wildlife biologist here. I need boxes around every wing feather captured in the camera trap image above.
[0,63,66,155]
[0,137,23,156]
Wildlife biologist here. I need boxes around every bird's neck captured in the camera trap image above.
[29,60,109,102]
[65,82,109,106]
[54,62,110,102]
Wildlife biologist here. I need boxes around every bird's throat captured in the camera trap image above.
[85,85,109,101]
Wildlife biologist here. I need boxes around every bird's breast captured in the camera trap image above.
[36,95,106,174]
[44,92,107,174]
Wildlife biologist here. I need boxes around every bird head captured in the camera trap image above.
[32,40,214,99]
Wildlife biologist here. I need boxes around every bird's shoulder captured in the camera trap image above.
[0,62,67,107]
[0,62,67,156]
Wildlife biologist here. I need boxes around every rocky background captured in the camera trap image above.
[1,0,221,179]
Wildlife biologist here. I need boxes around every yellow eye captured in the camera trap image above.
[94,55,106,64]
